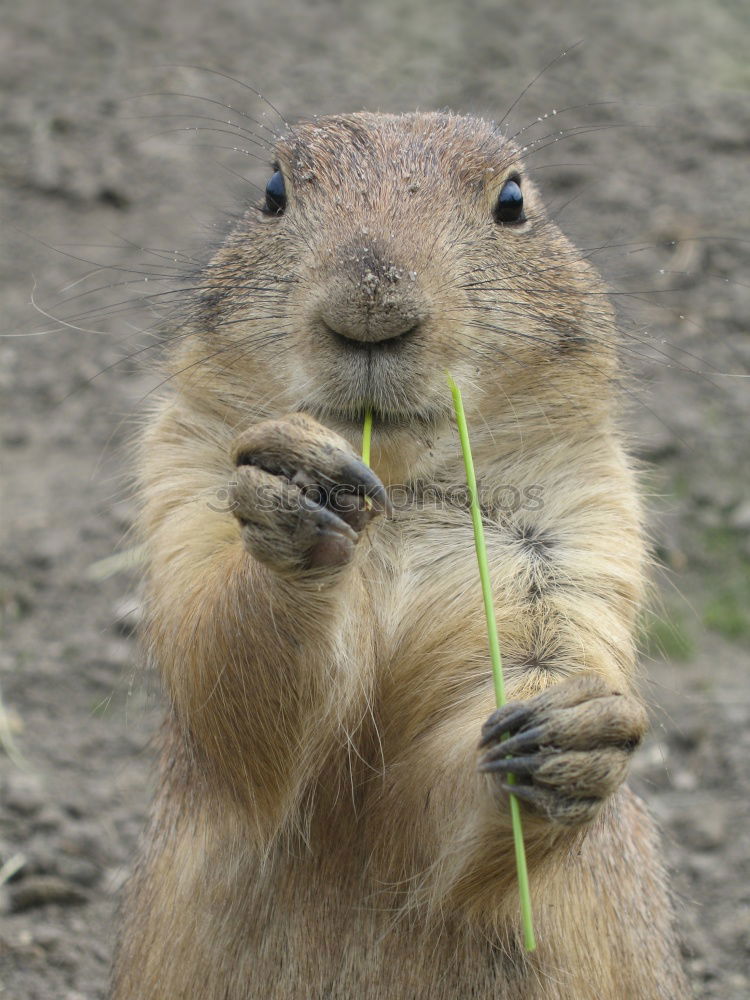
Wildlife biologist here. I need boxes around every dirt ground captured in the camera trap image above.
[1,1,749,997]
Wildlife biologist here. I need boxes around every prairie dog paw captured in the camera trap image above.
[229,413,389,574]
[478,675,648,826]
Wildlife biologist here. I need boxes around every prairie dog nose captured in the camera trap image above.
[320,294,424,343]
[317,244,428,344]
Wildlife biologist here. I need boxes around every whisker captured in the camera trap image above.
[136,127,271,165]
[155,65,289,131]
[128,89,281,141]
[123,112,272,151]
[508,100,621,146]
[499,40,584,128]
[461,317,697,450]
[518,123,653,163]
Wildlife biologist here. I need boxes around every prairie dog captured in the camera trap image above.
[112,111,689,998]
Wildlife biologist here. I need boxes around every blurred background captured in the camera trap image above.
[1,1,748,997]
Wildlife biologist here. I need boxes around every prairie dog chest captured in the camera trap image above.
[375,480,549,617]
[366,499,538,690]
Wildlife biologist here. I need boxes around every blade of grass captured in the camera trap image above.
[0,678,29,771]
[446,373,536,952]
[361,409,373,467]
[86,543,147,581]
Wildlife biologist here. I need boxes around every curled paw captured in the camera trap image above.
[478,674,648,826]
[230,413,390,574]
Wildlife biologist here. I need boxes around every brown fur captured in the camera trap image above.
[112,112,689,998]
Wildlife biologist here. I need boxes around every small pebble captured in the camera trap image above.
[3,772,45,816]
[32,923,63,950]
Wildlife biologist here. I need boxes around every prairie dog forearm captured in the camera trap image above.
[151,533,369,821]
[140,409,374,832]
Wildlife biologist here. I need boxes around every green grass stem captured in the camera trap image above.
[361,410,373,467]
[446,374,537,952]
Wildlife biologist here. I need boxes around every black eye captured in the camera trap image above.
[264,169,286,215]
[494,177,525,225]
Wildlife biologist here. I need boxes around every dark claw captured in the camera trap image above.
[482,724,546,760]
[499,783,546,808]
[500,783,601,826]
[479,703,532,747]
[233,443,391,517]
[300,497,358,541]
[494,726,545,757]
[334,500,376,532]
[478,754,539,777]
[338,459,393,515]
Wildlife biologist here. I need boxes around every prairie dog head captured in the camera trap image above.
[180,111,617,477]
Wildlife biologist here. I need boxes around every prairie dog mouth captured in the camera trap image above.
[324,325,419,352]
[295,323,453,433]
[298,399,449,433]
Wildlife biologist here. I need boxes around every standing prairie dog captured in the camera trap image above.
[112,111,689,998]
